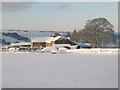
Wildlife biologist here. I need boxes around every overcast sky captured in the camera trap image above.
[2,2,118,32]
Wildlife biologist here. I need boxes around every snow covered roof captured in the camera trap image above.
[57,36,70,40]
[10,42,31,46]
[46,36,61,42]
[31,37,50,43]
[31,36,61,43]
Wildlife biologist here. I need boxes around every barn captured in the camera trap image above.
[9,42,31,48]
[55,36,77,45]
[31,37,51,48]
[30,36,61,48]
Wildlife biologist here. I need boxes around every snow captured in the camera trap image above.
[41,46,58,53]
[2,52,118,88]
[31,37,50,43]
[31,36,61,43]
[46,36,61,42]
[53,44,71,47]
[10,42,31,46]
[67,48,119,54]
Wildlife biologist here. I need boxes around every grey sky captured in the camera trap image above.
[2,2,118,32]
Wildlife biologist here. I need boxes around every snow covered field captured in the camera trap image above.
[2,52,118,88]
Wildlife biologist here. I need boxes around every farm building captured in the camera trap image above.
[30,36,61,48]
[6,42,31,51]
[9,42,31,48]
[30,36,76,48]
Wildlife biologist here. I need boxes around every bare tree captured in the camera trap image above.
[70,18,117,47]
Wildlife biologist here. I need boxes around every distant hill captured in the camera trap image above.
[2,32,29,41]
